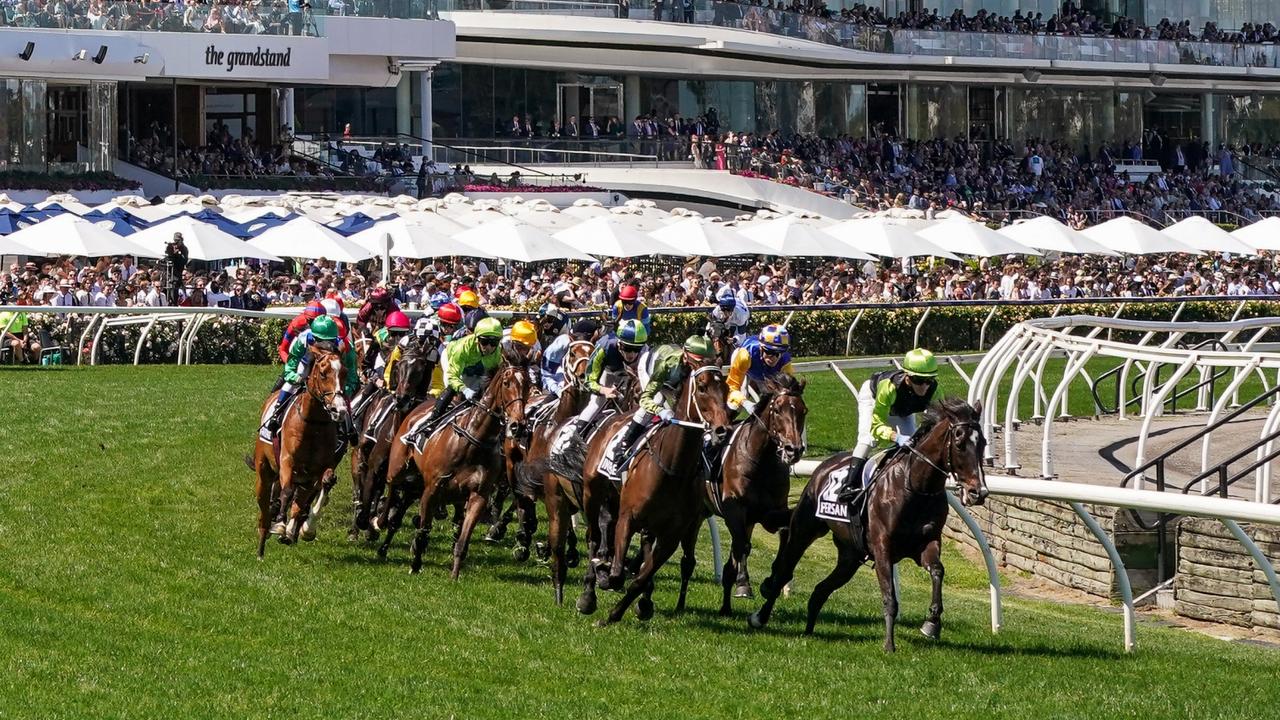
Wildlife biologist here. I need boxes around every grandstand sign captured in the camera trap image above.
[146,34,330,82]
[204,45,292,74]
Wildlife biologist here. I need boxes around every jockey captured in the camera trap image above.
[567,319,647,437]
[834,348,940,503]
[455,289,489,338]
[357,285,399,335]
[260,315,359,441]
[427,302,465,396]
[609,335,716,468]
[709,292,751,346]
[321,297,352,344]
[727,324,794,413]
[504,319,542,387]
[278,299,325,362]
[536,303,568,347]
[609,284,651,334]
[359,309,412,386]
[407,316,505,443]
[542,318,601,397]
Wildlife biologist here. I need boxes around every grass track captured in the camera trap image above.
[1,364,1276,719]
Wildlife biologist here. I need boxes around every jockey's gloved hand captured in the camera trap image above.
[462,387,477,402]
[895,433,913,447]
[658,408,675,424]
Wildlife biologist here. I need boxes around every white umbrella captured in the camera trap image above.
[510,205,578,231]
[1081,216,1202,255]
[649,217,772,257]
[350,216,492,259]
[822,217,960,260]
[129,203,210,222]
[130,216,281,262]
[997,216,1119,256]
[1161,216,1256,255]
[222,206,293,224]
[917,216,1041,257]
[253,217,376,262]
[738,215,874,260]
[453,218,595,262]
[1,214,161,257]
[36,195,92,215]
[553,217,685,257]
[562,202,612,221]
[1231,216,1280,252]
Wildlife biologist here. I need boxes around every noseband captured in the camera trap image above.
[901,420,983,494]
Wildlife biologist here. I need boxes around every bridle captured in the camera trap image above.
[900,420,984,496]
[451,365,530,444]
[562,340,595,390]
[304,351,344,422]
[751,391,806,463]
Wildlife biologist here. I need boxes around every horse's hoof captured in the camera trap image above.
[576,594,597,615]
[300,525,317,542]
[635,598,654,621]
[372,516,384,532]
[565,548,581,568]
[366,530,380,544]
[269,522,286,536]
[485,524,507,543]
[594,618,612,628]
[535,541,551,560]
[747,612,766,630]
[734,582,754,599]
[376,546,388,560]
[278,535,293,546]
[921,620,941,640]
[346,529,360,543]
[433,506,448,520]
[512,546,530,562]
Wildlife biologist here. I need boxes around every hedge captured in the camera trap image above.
[14,300,1280,366]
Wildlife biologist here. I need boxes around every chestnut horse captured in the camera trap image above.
[252,345,350,558]
[347,341,434,542]
[389,348,534,578]
[748,398,988,652]
[581,362,733,625]
[709,374,807,615]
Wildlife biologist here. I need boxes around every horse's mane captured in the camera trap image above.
[762,373,805,397]
[914,397,979,440]
[499,343,533,368]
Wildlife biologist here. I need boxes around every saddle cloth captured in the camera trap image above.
[595,419,661,485]
[258,391,300,442]
[400,400,470,453]
[815,451,889,524]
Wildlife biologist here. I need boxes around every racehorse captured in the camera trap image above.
[709,374,807,615]
[583,362,732,625]
[747,398,988,652]
[348,341,433,542]
[705,319,736,368]
[389,348,534,579]
[251,345,350,558]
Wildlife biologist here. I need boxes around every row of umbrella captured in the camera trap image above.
[0,193,1273,262]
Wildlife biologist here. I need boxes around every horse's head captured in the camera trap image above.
[757,374,808,465]
[492,346,535,439]
[684,361,732,447]
[393,343,430,411]
[928,398,988,506]
[306,344,347,423]
[564,340,595,386]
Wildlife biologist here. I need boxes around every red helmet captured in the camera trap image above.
[436,302,463,325]
[385,310,411,331]
[370,286,388,301]
[619,285,638,302]
[303,300,325,319]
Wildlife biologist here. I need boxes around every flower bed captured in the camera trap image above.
[0,171,141,193]
[463,184,606,193]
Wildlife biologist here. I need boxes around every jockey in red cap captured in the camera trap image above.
[278,299,326,362]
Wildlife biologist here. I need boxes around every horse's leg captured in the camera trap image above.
[546,485,570,605]
[362,446,391,542]
[600,534,678,626]
[719,503,747,616]
[376,482,410,558]
[450,487,488,580]
[734,522,757,599]
[409,480,436,575]
[348,443,365,541]
[275,460,297,544]
[484,479,511,543]
[920,539,945,640]
[566,522,580,568]
[576,491,602,615]
[287,481,315,544]
[804,534,863,635]
[254,458,275,559]
[749,502,826,630]
[511,493,537,562]
[605,504,635,592]
[874,552,899,653]
[675,519,700,614]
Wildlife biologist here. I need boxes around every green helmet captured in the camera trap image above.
[683,335,715,359]
[310,315,339,342]
[475,317,503,339]
[616,319,648,348]
[903,348,938,378]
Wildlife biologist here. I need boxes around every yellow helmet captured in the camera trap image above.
[456,290,480,309]
[510,319,538,347]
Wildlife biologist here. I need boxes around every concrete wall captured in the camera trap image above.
[1175,517,1280,630]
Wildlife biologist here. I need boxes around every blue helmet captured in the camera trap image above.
[717,295,736,310]
[759,324,790,352]
[616,319,649,348]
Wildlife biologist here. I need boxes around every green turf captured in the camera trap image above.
[1,364,1276,719]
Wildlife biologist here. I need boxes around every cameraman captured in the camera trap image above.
[165,232,189,305]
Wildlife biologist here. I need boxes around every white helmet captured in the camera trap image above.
[415,316,439,339]
[321,298,342,317]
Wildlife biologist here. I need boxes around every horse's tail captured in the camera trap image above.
[514,457,549,497]
[546,436,587,488]
[243,453,256,471]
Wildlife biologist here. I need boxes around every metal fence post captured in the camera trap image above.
[1071,502,1135,653]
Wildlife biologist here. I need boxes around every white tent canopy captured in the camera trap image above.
[35,195,92,215]
[822,217,960,260]
[453,218,595,262]
[997,216,1120,256]
[649,217,772,257]
[1230,216,1280,252]
[1081,216,1202,255]
[553,216,685,257]
[350,216,492,259]
[917,216,1041,257]
[738,215,874,260]
[0,214,161,257]
[130,216,281,262]
[1160,216,1256,255]
[252,217,376,262]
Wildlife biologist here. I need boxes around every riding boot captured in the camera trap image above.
[835,455,868,503]
[610,419,648,469]
[261,389,294,440]
[407,387,454,447]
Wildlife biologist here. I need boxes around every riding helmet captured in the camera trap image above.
[456,289,480,309]
[616,319,648,348]
[683,335,715,359]
[717,294,736,310]
[321,298,343,317]
[310,315,339,342]
[759,324,790,351]
[384,310,411,331]
[510,320,538,347]
[618,285,639,302]
[903,348,938,378]
[475,317,503,339]
[436,303,464,326]
[303,300,325,319]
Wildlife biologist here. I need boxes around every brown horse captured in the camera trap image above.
[582,362,733,625]
[710,374,808,615]
[390,349,534,578]
[252,345,350,558]
[347,341,434,542]
[747,398,988,652]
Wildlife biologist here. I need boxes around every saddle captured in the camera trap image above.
[400,399,473,453]
[527,394,559,429]
[814,447,903,526]
[596,418,663,486]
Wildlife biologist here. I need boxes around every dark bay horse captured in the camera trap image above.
[348,342,433,542]
[252,345,350,558]
[748,398,988,652]
[390,349,534,579]
[586,363,733,625]
[710,374,807,615]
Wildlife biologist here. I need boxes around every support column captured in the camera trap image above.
[396,73,411,137]
[624,74,640,123]
[282,87,295,133]
[418,69,433,145]
[1201,92,1216,149]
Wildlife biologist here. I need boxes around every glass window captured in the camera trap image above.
[906,84,968,140]
[460,65,495,138]
[432,63,462,138]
